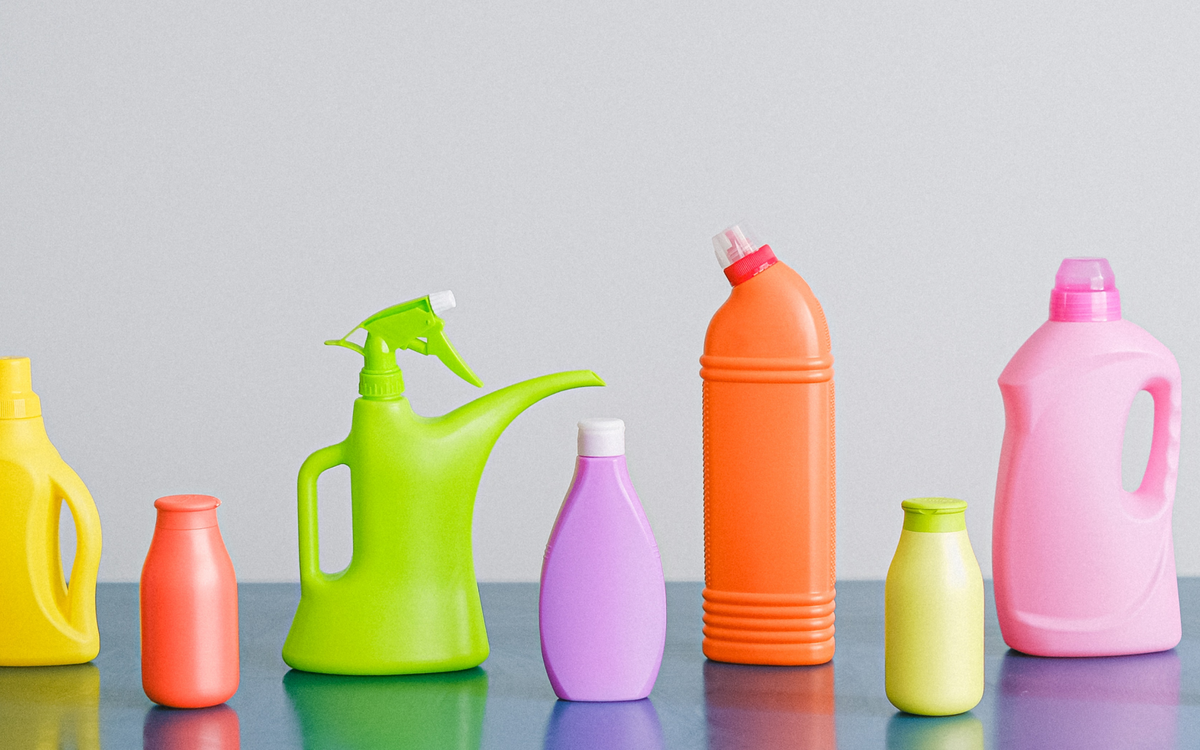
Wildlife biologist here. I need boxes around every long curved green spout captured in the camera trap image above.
[436,370,605,461]
[283,369,604,676]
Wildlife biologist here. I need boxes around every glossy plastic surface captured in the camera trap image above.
[0,663,99,749]
[701,257,836,665]
[996,649,1180,749]
[141,495,239,708]
[543,699,663,750]
[143,704,240,749]
[283,669,487,749]
[0,357,102,666]
[704,661,835,750]
[885,501,985,716]
[539,450,666,701]
[36,581,1200,747]
[994,315,1182,657]
[283,370,604,675]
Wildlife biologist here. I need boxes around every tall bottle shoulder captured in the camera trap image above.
[553,457,657,543]
[1000,319,1179,386]
[704,261,831,359]
[561,456,640,505]
[0,417,65,464]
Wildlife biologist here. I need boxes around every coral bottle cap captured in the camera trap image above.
[154,495,221,529]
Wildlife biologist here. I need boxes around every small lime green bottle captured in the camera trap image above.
[885,498,984,716]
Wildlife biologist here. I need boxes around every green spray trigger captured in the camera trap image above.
[325,291,483,398]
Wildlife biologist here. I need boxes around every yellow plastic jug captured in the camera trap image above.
[0,357,102,666]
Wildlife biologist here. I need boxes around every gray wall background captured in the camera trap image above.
[2,2,1197,583]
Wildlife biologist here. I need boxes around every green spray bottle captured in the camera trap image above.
[282,291,604,675]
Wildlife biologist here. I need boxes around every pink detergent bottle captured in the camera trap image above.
[993,258,1182,657]
[539,418,667,701]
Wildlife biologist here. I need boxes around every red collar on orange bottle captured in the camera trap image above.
[724,245,778,286]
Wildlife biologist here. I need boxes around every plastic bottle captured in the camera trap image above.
[141,494,239,708]
[283,292,602,675]
[0,356,102,666]
[993,258,1182,657]
[700,224,836,666]
[885,498,984,716]
[539,418,666,701]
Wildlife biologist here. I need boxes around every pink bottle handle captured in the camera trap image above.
[1130,372,1182,513]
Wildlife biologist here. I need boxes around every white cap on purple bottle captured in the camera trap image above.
[577,418,625,457]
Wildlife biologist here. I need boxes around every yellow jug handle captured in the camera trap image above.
[50,467,102,634]
[297,442,348,585]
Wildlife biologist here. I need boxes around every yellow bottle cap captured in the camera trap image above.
[901,497,967,533]
[0,357,42,419]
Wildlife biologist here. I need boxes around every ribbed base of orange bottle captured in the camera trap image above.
[701,588,836,666]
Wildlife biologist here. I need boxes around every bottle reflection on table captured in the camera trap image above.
[997,649,1180,749]
[886,712,982,750]
[143,703,240,750]
[0,663,100,750]
[542,698,663,750]
[283,667,488,750]
[703,660,835,750]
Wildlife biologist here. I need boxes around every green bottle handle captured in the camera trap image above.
[297,442,349,585]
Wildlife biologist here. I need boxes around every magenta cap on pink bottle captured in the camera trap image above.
[1049,258,1122,322]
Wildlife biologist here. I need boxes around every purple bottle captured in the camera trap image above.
[539,418,667,702]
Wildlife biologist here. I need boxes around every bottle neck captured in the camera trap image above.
[1049,288,1122,322]
[0,416,54,451]
[156,509,219,530]
[724,245,778,286]
[360,331,405,399]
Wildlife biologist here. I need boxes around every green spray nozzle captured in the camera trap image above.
[325,291,483,398]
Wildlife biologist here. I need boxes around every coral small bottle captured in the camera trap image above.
[141,495,239,708]
[539,418,666,701]
[994,258,1182,657]
[701,224,836,665]
[885,498,984,716]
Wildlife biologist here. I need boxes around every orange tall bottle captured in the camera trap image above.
[701,224,835,666]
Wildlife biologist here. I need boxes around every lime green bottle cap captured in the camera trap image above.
[901,497,967,533]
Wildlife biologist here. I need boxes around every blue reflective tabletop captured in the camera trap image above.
[1,580,1197,748]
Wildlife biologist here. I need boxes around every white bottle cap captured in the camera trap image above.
[428,290,456,314]
[577,418,625,457]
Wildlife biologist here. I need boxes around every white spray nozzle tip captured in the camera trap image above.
[429,290,456,314]
[577,418,625,457]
